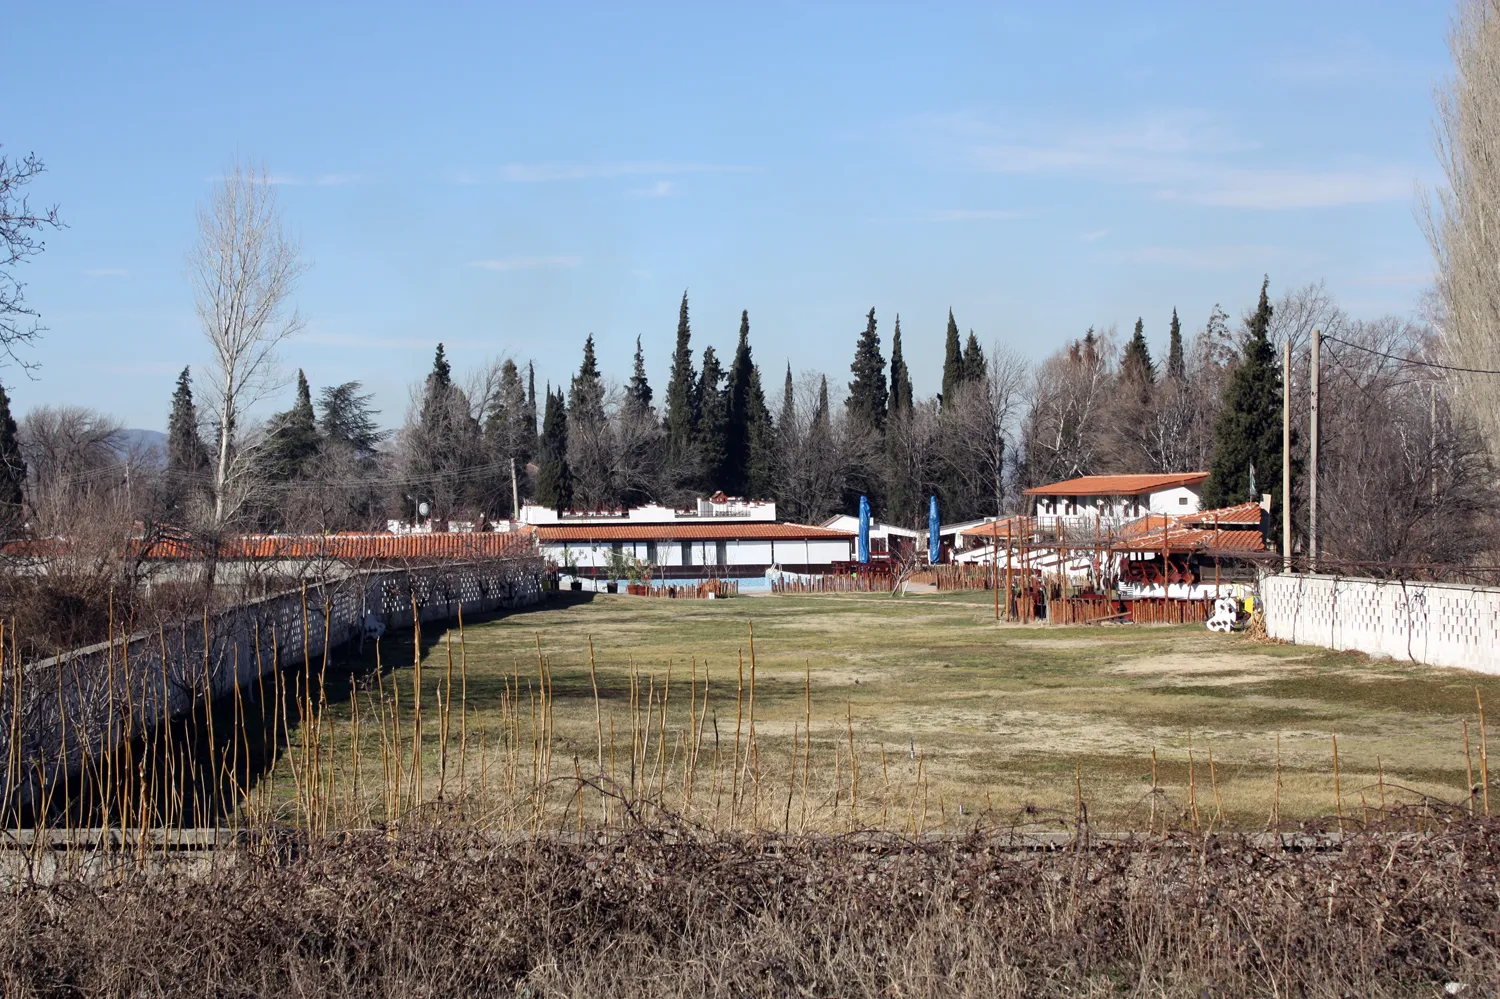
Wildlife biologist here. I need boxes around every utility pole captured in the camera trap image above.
[510,458,520,523]
[1282,336,1292,573]
[1309,329,1320,573]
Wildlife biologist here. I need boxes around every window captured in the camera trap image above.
[1178,496,1188,505]
[681,540,694,566]
[715,540,727,566]
[646,540,658,564]
[611,541,624,553]
[872,537,888,554]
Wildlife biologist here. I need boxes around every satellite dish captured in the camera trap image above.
[418,501,430,517]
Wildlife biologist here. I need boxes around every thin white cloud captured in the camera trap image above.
[450,161,752,184]
[316,173,362,186]
[83,268,130,277]
[1081,229,1109,242]
[926,111,1415,210]
[629,180,676,198]
[468,256,581,271]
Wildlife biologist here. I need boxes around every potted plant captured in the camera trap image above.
[603,549,630,594]
[561,550,583,591]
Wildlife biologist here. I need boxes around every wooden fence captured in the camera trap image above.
[1048,596,1214,625]
[625,580,740,599]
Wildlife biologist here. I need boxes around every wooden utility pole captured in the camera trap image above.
[510,458,520,522]
[1308,329,1320,572]
[1282,336,1292,573]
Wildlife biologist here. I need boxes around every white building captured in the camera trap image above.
[819,514,921,559]
[525,495,854,580]
[1024,472,1207,529]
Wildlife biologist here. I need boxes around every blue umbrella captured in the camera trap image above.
[857,495,871,564]
[928,496,941,564]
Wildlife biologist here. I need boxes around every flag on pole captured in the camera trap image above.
[857,495,871,564]
[928,496,941,564]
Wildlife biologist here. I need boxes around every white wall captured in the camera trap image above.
[1263,572,1500,674]
[542,537,851,570]
[1149,486,1202,515]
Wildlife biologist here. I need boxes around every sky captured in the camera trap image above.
[5,2,1453,431]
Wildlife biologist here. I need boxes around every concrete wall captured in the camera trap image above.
[1,558,544,813]
[545,537,853,572]
[1262,572,1500,674]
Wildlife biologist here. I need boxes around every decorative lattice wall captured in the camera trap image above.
[1262,572,1500,674]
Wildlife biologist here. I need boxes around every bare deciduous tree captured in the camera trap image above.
[189,162,305,527]
[0,148,62,368]
[1424,0,1500,458]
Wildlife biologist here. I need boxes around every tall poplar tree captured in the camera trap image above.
[164,366,209,518]
[846,307,887,432]
[1166,308,1185,381]
[1202,278,1288,542]
[0,380,25,529]
[888,314,912,414]
[940,309,963,402]
[534,386,572,512]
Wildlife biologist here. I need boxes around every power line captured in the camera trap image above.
[1320,334,1500,376]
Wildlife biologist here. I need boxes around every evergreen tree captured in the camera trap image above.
[664,291,699,466]
[1166,308,1185,381]
[962,331,986,385]
[813,374,830,435]
[534,386,572,512]
[1202,278,1287,540]
[318,381,384,457]
[262,369,321,481]
[405,343,479,520]
[568,334,614,508]
[743,361,774,499]
[1120,318,1156,386]
[625,336,654,418]
[940,309,963,402]
[164,366,209,518]
[888,315,912,414]
[696,345,728,491]
[522,362,539,463]
[725,310,756,495]
[0,380,25,530]
[846,307,888,432]
[780,363,796,432]
[482,360,531,515]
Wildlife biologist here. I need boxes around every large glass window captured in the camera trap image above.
[681,541,693,566]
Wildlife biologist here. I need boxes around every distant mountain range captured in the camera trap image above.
[115,428,167,466]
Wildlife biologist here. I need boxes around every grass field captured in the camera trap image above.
[267,589,1500,832]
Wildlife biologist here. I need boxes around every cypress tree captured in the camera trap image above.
[696,345,728,491]
[535,386,572,512]
[0,380,25,530]
[625,336,654,418]
[846,307,887,432]
[780,363,796,434]
[726,310,756,495]
[568,334,612,507]
[263,369,321,481]
[664,291,699,465]
[888,315,912,414]
[813,375,830,435]
[1202,278,1287,534]
[962,331,986,385]
[482,361,529,515]
[744,362,774,499]
[164,366,209,518]
[940,309,963,402]
[1121,318,1156,386]
[522,362,539,464]
[1166,308,1185,381]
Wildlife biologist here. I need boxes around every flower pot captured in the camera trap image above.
[570,580,583,592]
[606,582,618,594]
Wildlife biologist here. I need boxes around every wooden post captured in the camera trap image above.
[1005,531,1013,621]
[1282,336,1292,573]
[1309,329,1320,572]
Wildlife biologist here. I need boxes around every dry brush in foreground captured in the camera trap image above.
[0,817,1497,998]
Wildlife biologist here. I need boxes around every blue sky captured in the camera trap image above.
[6,2,1450,430]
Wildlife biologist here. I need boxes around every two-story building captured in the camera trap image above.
[1024,472,1209,530]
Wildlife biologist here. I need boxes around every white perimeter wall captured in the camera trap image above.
[542,538,851,569]
[1262,572,1500,674]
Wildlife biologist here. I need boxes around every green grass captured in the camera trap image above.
[297,589,1500,831]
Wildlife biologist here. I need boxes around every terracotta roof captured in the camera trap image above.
[1112,525,1266,555]
[1023,472,1209,497]
[958,515,1030,540]
[1180,501,1263,527]
[536,523,854,542]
